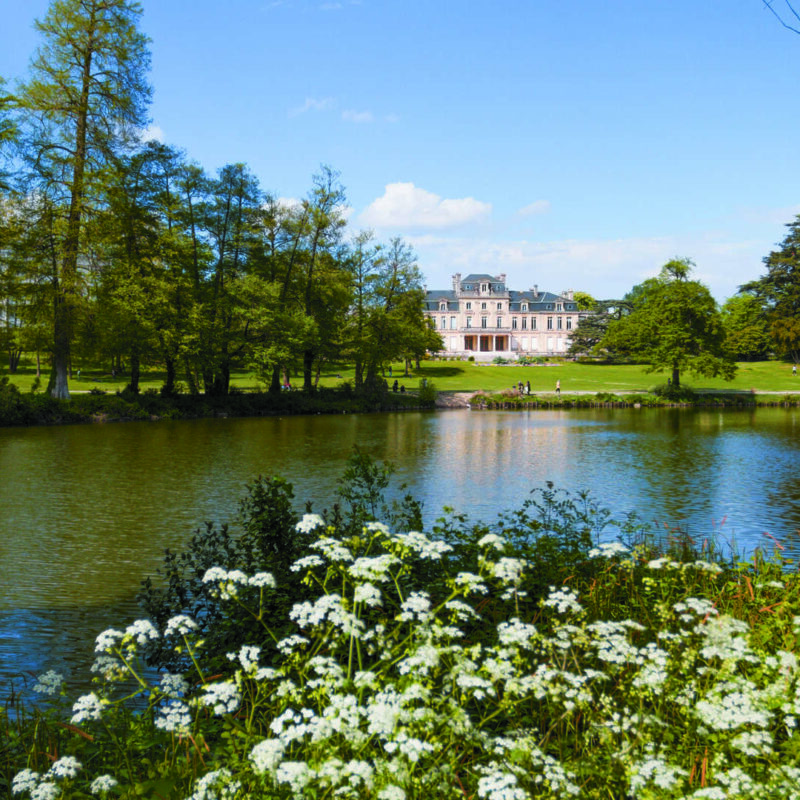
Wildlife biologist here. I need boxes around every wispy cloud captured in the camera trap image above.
[342,109,374,123]
[360,182,492,229]
[288,96,336,117]
[518,200,551,217]
[138,123,165,143]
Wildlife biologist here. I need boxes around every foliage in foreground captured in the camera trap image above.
[3,469,800,799]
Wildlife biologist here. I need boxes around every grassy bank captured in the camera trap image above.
[3,358,799,396]
[0,378,433,427]
[3,462,800,800]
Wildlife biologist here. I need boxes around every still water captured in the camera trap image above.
[1,406,799,684]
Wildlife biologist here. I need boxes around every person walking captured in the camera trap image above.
[555,379,561,396]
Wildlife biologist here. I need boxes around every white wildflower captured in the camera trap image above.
[588,541,629,558]
[478,533,506,551]
[32,670,64,697]
[296,513,325,533]
[311,536,354,562]
[47,756,81,779]
[228,644,261,674]
[11,769,40,795]
[354,582,383,607]
[30,784,59,800]
[291,554,326,571]
[187,768,241,800]
[160,672,189,698]
[348,554,400,582]
[489,557,526,585]
[155,699,192,733]
[392,530,453,559]
[275,761,313,793]
[89,775,118,794]
[477,768,527,800]
[542,586,583,615]
[248,571,276,588]
[164,615,198,636]
[250,738,285,774]
[201,680,241,715]
[124,619,159,646]
[455,571,488,595]
[497,618,537,648]
[378,786,406,800]
[397,592,432,621]
[71,692,104,724]
[365,521,390,534]
[629,757,686,793]
[94,628,124,652]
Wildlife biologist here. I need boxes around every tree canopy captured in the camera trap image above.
[600,258,736,388]
[740,214,800,365]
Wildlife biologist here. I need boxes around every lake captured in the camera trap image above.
[2,406,799,685]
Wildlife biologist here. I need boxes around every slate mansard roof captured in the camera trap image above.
[424,284,578,312]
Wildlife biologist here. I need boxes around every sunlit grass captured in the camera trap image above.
[2,358,798,396]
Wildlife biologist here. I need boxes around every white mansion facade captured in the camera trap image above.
[424,273,587,359]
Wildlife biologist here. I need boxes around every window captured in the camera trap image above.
[532,317,537,330]
[441,316,446,329]
[466,318,472,328]
[496,317,502,328]
[557,317,562,330]
[481,316,488,329]
[439,302,447,311]
[465,302,472,310]
[521,303,528,311]
[481,283,488,292]
[566,317,572,330]
[481,302,487,310]
[431,318,436,329]
[512,317,518,330]
[497,302,502,310]
[521,317,527,330]
[556,303,562,311]
[450,316,456,329]
[547,317,553,330]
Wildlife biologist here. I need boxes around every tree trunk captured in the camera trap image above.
[672,367,680,388]
[269,364,282,393]
[127,351,140,393]
[163,357,176,395]
[303,349,314,392]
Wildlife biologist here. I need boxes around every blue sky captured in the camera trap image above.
[2,0,799,302]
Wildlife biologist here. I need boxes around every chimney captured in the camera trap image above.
[453,273,461,293]
[531,284,539,298]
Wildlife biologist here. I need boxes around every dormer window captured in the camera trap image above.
[521,303,528,311]
[481,283,488,292]
[439,302,447,311]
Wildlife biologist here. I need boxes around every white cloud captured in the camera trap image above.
[288,96,336,117]
[518,200,551,217]
[342,109,374,123]
[360,182,492,229]
[138,123,165,143]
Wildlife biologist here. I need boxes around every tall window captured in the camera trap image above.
[497,302,502,310]
[481,317,488,329]
[566,317,572,330]
[547,317,553,330]
[441,316,447,329]
[481,302,487,310]
[521,317,527,330]
[557,317,562,330]
[497,317,502,328]
[466,317,472,328]
[521,303,528,311]
[512,317,518,330]
[450,316,456,329]
[532,317,537,330]
[465,302,472,310]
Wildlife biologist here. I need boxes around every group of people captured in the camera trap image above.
[515,380,532,395]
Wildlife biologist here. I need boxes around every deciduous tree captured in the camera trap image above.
[601,258,736,388]
[17,0,150,398]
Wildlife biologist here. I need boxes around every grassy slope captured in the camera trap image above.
[2,359,798,396]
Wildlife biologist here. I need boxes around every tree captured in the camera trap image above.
[720,293,771,361]
[17,0,150,398]
[740,214,800,364]
[572,290,596,311]
[601,258,736,388]
[567,299,631,357]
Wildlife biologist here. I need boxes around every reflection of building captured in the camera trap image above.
[424,273,587,360]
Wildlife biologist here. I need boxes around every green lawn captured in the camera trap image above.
[3,358,798,395]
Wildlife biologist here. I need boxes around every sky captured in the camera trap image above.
[1,0,800,302]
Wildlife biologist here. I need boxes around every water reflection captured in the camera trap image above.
[1,407,800,684]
